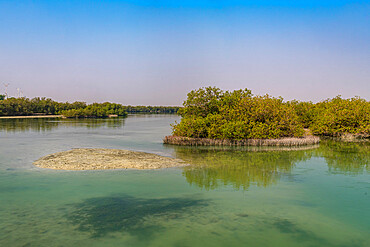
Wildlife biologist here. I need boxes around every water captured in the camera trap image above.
[0,115,369,247]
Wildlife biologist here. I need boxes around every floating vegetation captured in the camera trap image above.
[67,194,209,238]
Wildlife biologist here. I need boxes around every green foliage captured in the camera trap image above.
[125,106,180,114]
[0,98,127,118]
[60,102,127,118]
[310,96,370,136]
[0,95,5,100]
[172,87,305,139]
[0,97,180,118]
[178,87,225,118]
[0,97,87,116]
[287,100,316,128]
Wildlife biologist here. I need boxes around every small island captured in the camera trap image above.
[33,149,187,170]
[164,87,369,146]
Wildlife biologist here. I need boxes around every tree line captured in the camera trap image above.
[125,105,180,114]
[0,97,179,118]
[172,87,369,139]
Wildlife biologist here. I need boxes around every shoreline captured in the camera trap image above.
[0,115,63,119]
[163,135,320,146]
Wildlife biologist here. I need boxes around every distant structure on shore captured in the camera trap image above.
[1,83,25,99]
[2,83,9,99]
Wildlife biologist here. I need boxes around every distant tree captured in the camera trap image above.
[60,102,127,118]
[0,95,5,100]
[125,105,180,114]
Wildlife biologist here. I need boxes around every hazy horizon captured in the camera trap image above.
[1,1,369,105]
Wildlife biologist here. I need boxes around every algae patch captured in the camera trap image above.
[33,148,187,170]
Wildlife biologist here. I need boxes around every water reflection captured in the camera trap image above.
[0,118,126,132]
[173,141,369,190]
[173,146,314,190]
[316,141,370,175]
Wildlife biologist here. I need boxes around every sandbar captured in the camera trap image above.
[34,148,187,170]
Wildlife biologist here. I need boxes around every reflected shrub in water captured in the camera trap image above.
[316,141,370,174]
[67,194,208,238]
[0,118,60,132]
[0,118,126,132]
[174,147,313,190]
[175,142,369,190]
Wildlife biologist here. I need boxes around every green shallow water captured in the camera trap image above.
[0,115,369,247]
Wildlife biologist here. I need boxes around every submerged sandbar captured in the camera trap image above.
[33,148,187,170]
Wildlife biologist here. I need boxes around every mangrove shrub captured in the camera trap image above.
[310,96,370,136]
[172,87,305,139]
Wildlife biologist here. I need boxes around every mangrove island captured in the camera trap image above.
[164,87,369,146]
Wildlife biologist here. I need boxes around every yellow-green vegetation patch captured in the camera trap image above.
[33,148,187,170]
[170,87,369,141]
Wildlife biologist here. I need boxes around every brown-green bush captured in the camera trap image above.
[310,96,370,136]
[287,100,316,128]
[172,87,305,139]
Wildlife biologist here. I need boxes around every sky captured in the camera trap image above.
[0,0,369,105]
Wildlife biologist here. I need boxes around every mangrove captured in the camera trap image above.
[164,87,369,145]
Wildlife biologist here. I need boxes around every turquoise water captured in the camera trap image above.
[0,115,369,247]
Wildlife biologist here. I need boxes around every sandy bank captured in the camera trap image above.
[0,115,62,119]
[163,135,320,146]
[34,148,187,170]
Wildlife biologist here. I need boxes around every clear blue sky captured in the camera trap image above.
[0,0,369,105]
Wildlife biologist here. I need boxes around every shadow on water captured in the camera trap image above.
[66,194,209,239]
[171,146,314,191]
[272,218,326,243]
[0,117,126,132]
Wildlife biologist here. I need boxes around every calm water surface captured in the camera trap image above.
[0,115,369,247]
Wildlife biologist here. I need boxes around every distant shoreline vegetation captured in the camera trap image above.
[125,105,180,114]
[165,87,369,145]
[0,96,179,118]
